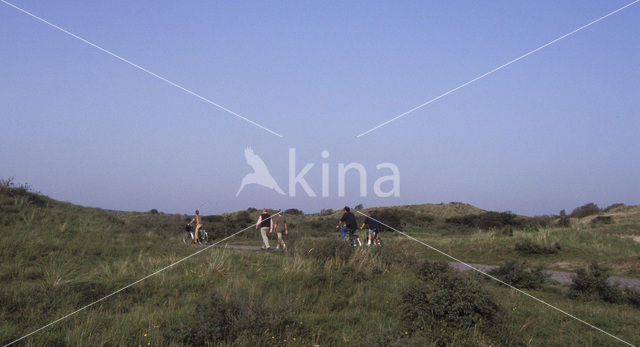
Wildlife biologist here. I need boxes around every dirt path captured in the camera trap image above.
[214,244,640,291]
[448,262,640,291]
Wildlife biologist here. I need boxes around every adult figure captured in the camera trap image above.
[271,210,288,250]
[256,208,272,249]
[187,210,203,244]
[360,210,380,246]
[336,206,358,243]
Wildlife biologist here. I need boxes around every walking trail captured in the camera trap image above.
[214,244,640,291]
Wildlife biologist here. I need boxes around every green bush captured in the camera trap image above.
[401,263,499,345]
[446,211,523,230]
[570,203,600,218]
[374,208,417,230]
[306,238,353,263]
[416,260,450,282]
[624,288,640,307]
[164,295,233,345]
[568,262,623,303]
[488,261,548,289]
[514,239,559,255]
[373,244,417,267]
[165,293,294,345]
[590,215,613,226]
[603,203,624,212]
[284,208,303,215]
[500,225,514,236]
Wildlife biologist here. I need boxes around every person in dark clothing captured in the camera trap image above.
[336,206,360,245]
[360,211,381,246]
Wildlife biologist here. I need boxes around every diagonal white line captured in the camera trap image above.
[355,211,635,347]
[0,0,283,138]
[3,213,280,347]
[357,0,640,138]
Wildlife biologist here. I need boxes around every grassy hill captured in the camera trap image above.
[1,181,639,346]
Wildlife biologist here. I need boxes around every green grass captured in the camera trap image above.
[1,183,639,346]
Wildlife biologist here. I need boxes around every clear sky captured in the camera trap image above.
[2,0,639,216]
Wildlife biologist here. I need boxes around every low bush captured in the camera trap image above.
[570,203,600,218]
[568,262,623,303]
[416,260,450,282]
[401,261,500,345]
[488,261,548,289]
[500,225,514,236]
[530,215,554,228]
[446,211,523,230]
[306,238,353,263]
[590,215,614,226]
[373,244,417,267]
[164,295,234,345]
[376,208,416,230]
[165,293,294,345]
[284,208,303,215]
[514,239,559,255]
[624,288,640,307]
[603,203,624,212]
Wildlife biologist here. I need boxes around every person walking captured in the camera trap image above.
[256,208,272,250]
[271,210,288,250]
[187,210,203,244]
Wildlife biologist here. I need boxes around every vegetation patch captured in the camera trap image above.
[488,261,548,289]
[568,262,623,303]
[401,261,500,345]
[514,239,560,255]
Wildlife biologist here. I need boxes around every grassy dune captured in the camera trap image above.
[1,184,639,345]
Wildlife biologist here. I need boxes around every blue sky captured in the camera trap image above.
[2,0,639,216]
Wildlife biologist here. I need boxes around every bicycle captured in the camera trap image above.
[183,224,209,245]
[369,229,383,247]
[339,225,361,247]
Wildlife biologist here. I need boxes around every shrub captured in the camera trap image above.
[165,293,295,345]
[149,209,158,214]
[235,210,253,224]
[624,288,640,307]
[401,264,499,344]
[354,203,364,210]
[521,223,539,233]
[530,215,553,228]
[320,208,334,216]
[603,203,624,212]
[568,262,623,303]
[570,203,600,218]
[488,261,548,289]
[557,209,571,227]
[500,225,513,236]
[590,215,613,226]
[307,238,353,263]
[164,295,234,345]
[514,239,559,255]
[376,208,416,230]
[374,245,417,267]
[446,211,522,230]
[284,208,303,215]
[416,260,450,282]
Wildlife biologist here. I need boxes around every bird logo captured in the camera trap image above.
[236,147,285,196]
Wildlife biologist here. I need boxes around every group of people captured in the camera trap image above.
[336,206,382,246]
[186,206,382,249]
[256,208,288,250]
